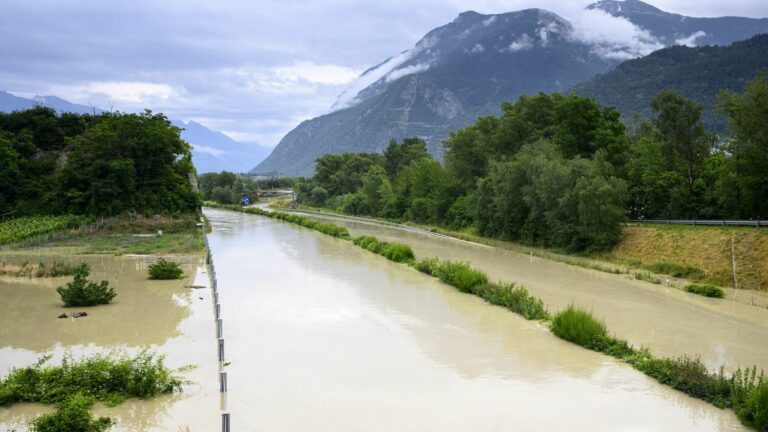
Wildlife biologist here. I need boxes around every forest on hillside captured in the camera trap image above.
[295,73,768,252]
[0,107,200,216]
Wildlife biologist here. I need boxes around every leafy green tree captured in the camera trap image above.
[383,137,429,178]
[358,165,394,217]
[474,141,627,252]
[314,153,384,197]
[651,90,711,217]
[57,111,200,215]
[0,134,20,214]
[718,72,768,218]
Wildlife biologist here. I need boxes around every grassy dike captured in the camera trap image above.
[207,203,768,430]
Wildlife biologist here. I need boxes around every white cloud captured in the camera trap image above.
[483,15,497,26]
[273,62,359,85]
[50,81,178,105]
[330,35,439,111]
[471,43,485,53]
[192,144,226,158]
[676,30,707,46]
[385,62,431,82]
[567,9,665,60]
[504,34,534,52]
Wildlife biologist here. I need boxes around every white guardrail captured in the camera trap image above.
[201,222,231,432]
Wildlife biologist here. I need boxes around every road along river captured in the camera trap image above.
[296,212,768,374]
[204,207,750,431]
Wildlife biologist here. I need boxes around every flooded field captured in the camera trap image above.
[204,208,749,431]
[299,213,768,373]
[0,253,219,431]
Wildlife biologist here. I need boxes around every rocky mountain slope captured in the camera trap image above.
[254,1,768,176]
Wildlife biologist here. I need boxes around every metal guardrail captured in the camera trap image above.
[201,222,231,432]
[632,219,764,227]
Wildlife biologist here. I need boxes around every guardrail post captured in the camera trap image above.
[222,413,230,432]
[220,371,228,392]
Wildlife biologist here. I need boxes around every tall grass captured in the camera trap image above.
[551,305,607,347]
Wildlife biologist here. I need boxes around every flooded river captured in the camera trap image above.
[204,208,749,431]
[0,254,219,431]
[300,213,768,373]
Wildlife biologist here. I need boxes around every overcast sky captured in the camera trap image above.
[2,0,767,147]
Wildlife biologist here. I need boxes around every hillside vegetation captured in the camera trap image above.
[612,225,768,290]
[573,35,768,131]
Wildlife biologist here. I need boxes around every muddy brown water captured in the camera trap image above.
[298,212,768,374]
[0,254,219,431]
[202,208,749,431]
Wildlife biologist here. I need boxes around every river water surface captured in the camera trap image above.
[204,208,750,431]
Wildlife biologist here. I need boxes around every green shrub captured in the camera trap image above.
[646,262,705,280]
[590,335,637,359]
[551,305,607,347]
[739,382,768,431]
[380,243,415,263]
[30,394,112,432]
[147,258,184,280]
[56,264,116,307]
[685,283,725,298]
[431,261,488,293]
[413,258,438,275]
[0,351,184,407]
[472,282,549,320]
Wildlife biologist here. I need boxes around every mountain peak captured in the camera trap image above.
[588,0,663,16]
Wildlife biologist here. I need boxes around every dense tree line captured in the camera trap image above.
[0,107,199,216]
[197,172,295,204]
[198,172,259,204]
[297,74,768,252]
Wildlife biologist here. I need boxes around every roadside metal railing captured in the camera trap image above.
[631,219,765,228]
[201,222,231,432]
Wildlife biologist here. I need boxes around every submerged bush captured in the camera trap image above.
[36,262,79,278]
[353,236,414,263]
[147,258,184,280]
[56,264,116,307]
[551,305,607,347]
[685,283,725,298]
[430,261,488,293]
[413,258,438,275]
[472,282,549,320]
[0,351,184,407]
[380,243,415,263]
[30,394,112,432]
